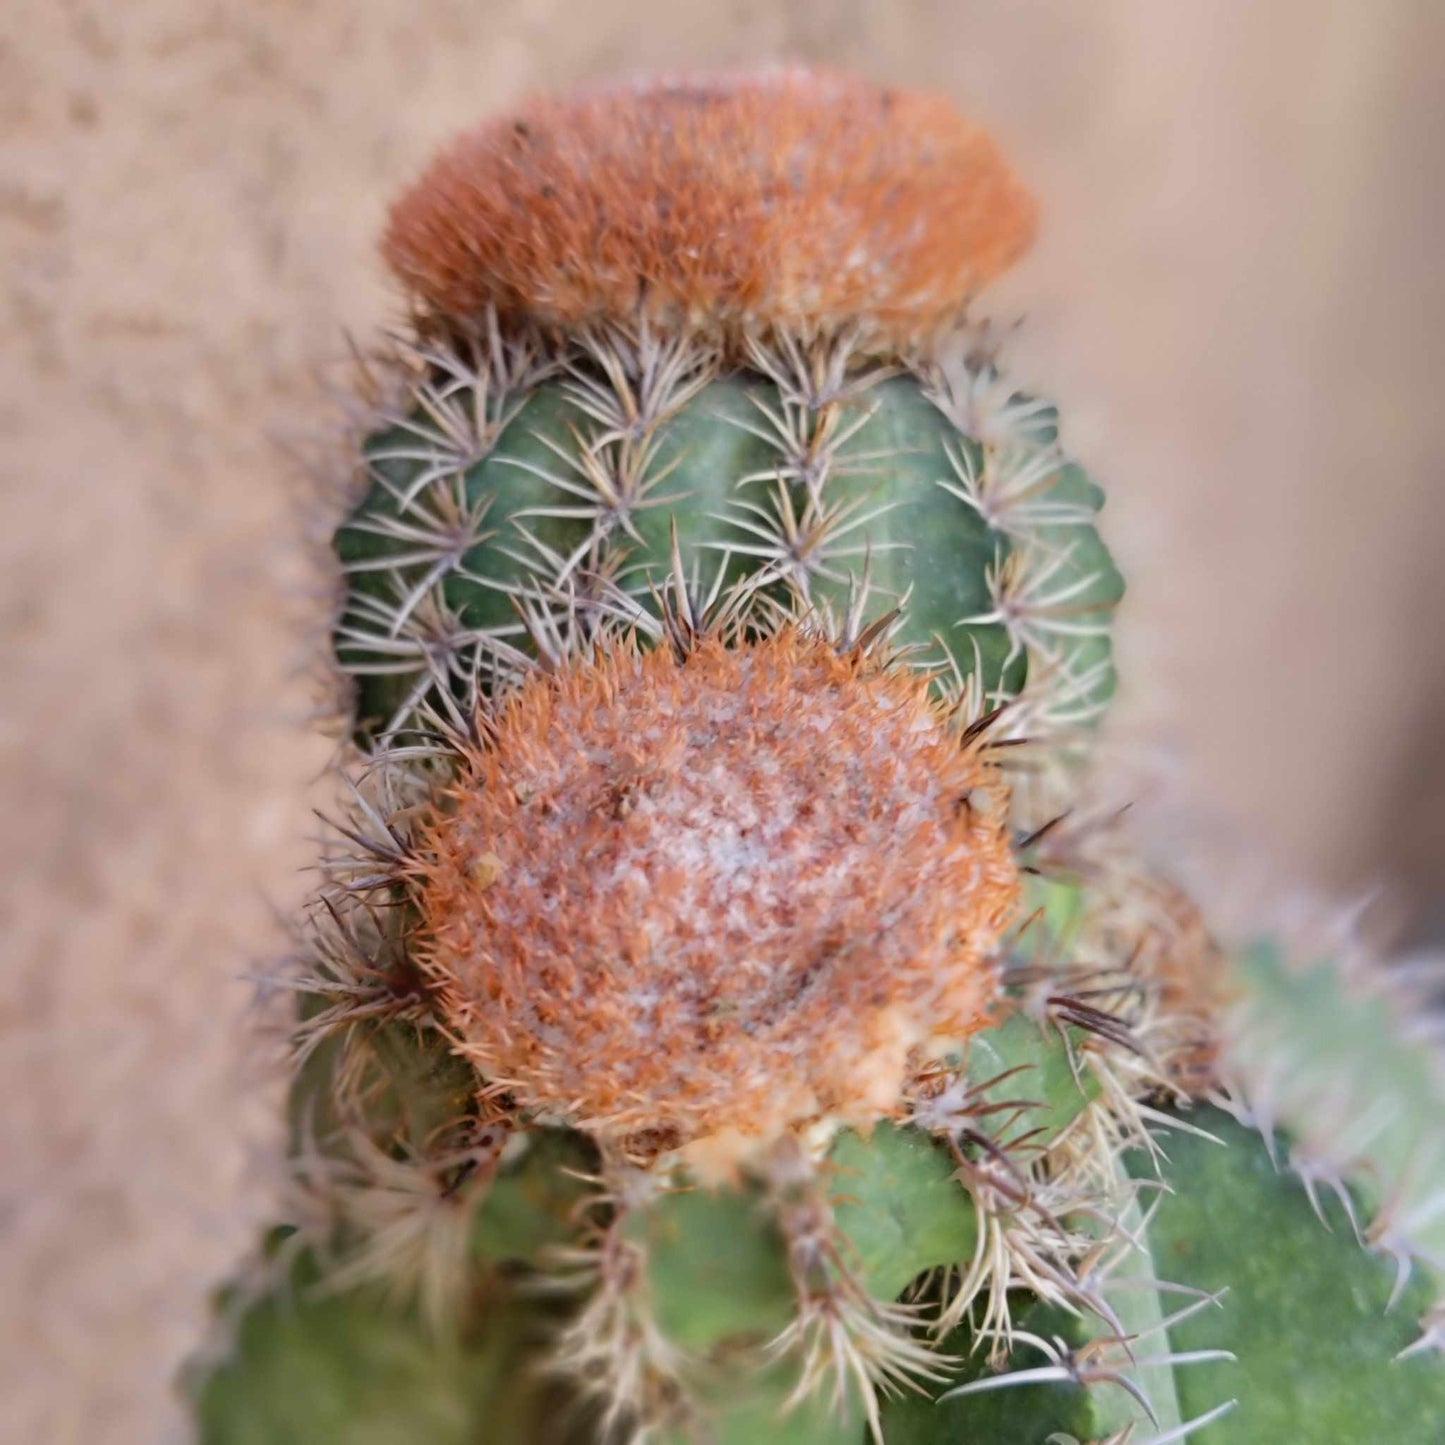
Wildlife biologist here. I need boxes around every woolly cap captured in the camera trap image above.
[415,631,1018,1161]
[384,67,1037,341]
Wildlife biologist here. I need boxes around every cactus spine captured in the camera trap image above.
[194,68,1445,1444]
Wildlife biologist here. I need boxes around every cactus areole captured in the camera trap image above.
[194,65,1445,1445]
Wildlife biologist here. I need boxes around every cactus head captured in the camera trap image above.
[416,626,1017,1162]
[383,67,1037,343]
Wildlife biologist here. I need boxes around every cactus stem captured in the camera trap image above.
[329,303,1122,749]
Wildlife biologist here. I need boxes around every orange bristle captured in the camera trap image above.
[383,67,1037,341]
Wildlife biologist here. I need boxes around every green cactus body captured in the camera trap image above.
[1130,1108,1445,1442]
[194,67,1444,1445]
[333,338,1121,747]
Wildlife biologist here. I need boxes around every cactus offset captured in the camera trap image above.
[194,67,1445,1444]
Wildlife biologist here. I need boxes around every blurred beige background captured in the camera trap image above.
[3,2,1442,1440]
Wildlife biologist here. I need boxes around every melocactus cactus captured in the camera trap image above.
[194,67,1445,1445]
[331,69,1119,749]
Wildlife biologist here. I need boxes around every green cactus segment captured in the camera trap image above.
[828,1123,981,1302]
[629,1125,977,1357]
[783,376,1019,688]
[1026,869,1087,941]
[631,1021,1100,1356]
[1095,1189,1189,1438]
[675,1363,855,1445]
[196,1106,1093,1445]
[334,358,1120,738]
[291,1018,601,1270]
[635,1122,993,1445]
[878,1170,1180,1444]
[924,379,1123,724]
[1017,459,1122,721]
[627,1184,797,1349]
[195,1256,581,1445]
[878,1100,1445,1441]
[1226,941,1445,1263]
[633,1031,1102,1442]
[878,1301,1124,1444]
[1135,1106,1445,1443]
[215,925,1114,1445]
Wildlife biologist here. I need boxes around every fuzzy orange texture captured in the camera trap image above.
[383,67,1037,340]
[415,632,1019,1163]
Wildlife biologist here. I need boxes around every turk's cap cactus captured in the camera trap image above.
[327,71,1120,755]
[192,63,1445,1445]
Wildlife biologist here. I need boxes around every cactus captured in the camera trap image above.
[330,72,1120,752]
[193,69,1445,1443]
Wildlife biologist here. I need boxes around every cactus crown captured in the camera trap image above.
[383,67,1037,343]
[415,624,1017,1165]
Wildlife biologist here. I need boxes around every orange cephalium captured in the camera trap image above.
[414,630,1019,1162]
[383,67,1037,343]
